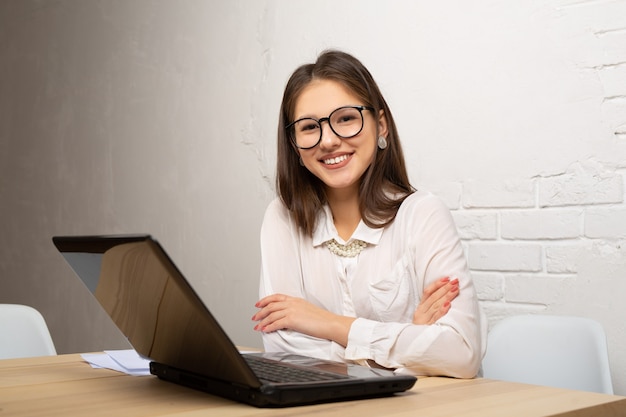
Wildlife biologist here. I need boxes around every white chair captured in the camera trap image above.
[482,314,613,394]
[0,304,57,359]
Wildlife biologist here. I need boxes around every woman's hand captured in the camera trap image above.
[252,294,355,347]
[413,277,459,325]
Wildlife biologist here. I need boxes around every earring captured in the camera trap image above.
[377,136,388,150]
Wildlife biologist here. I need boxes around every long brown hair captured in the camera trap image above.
[276,50,414,236]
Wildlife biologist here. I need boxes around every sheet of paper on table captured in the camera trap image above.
[82,348,261,376]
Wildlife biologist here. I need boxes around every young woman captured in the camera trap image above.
[252,50,486,378]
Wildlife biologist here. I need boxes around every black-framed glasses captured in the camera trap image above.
[286,105,374,149]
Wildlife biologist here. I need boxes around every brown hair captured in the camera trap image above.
[276,50,414,236]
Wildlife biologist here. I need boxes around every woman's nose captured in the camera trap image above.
[319,122,341,149]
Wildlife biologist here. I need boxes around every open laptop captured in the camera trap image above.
[52,234,416,407]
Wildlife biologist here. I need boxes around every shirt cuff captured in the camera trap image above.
[344,317,378,361]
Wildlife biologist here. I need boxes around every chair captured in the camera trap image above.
[0,304,57,359]
[482,314,613,394]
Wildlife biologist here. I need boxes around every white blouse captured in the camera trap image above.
[259,190,487,378]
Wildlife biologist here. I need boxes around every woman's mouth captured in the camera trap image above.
[323,154,349,165]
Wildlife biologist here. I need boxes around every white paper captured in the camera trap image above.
[81,349,151,376]
[82,347,260,376]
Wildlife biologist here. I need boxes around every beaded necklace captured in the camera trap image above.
[325,239,367,257]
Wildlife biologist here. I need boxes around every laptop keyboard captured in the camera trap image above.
[244,355,349,384]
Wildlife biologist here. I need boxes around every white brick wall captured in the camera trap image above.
[451,211,497,240]
[545,243,590,273]
[585,208,626,239]
[434,0,626,391]
[468,243,543,272]
[430,161,626,327]
[501,209,582,240]
[538,163,623,207]
[464,180,535,208]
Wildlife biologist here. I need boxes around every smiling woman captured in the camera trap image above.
[251,50,487,378]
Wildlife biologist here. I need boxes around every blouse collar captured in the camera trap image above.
[312,204,383,247]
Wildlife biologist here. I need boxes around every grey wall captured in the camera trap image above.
[1,0,625,393]
[0,0,275,351]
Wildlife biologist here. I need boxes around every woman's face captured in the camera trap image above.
[293,79,387,194]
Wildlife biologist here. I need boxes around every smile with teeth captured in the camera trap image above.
[323,154,349,165]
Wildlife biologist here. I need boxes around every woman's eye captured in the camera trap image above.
[298,121,319,132]
[332,108,360,125]
[338,115,357,123]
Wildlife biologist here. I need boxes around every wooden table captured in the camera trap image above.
[1,353,625,416]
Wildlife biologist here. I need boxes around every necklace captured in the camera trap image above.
[325,239,367,257]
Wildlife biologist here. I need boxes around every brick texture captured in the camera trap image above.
[429,163,625,312]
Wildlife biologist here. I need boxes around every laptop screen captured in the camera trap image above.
[53,235,260,388]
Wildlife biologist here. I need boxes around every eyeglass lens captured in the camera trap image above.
[291,106,365,149]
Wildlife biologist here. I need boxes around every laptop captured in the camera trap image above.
[52,234,416,407]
